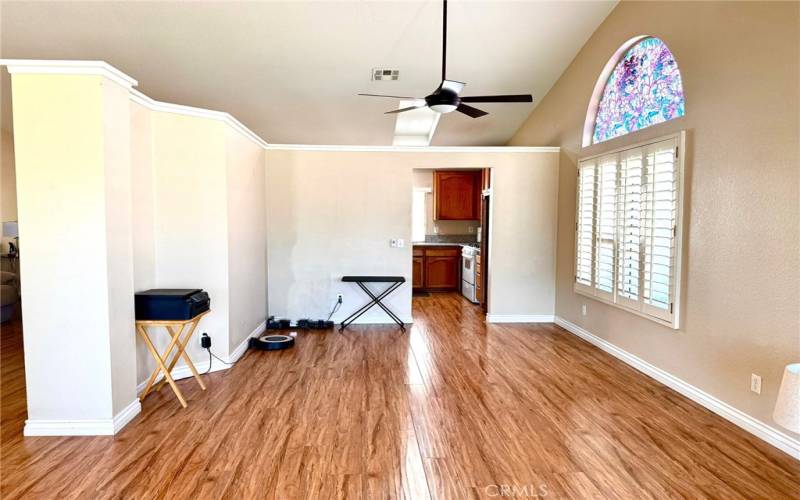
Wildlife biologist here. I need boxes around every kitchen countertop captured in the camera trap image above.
[412,242,479,248]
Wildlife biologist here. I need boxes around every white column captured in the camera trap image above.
[8,63,140,435]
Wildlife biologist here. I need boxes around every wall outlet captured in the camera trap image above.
[390,239,397,247]
[396,238,404,248]
[390,238,405,248]
[433,225,439,234]
[200,332,211,348]
[581,304,587,316]
[468,226,474,234]
[750,374,762,394]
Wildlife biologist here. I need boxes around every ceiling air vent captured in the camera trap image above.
[372,68,399,81]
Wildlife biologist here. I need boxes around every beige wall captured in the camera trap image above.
[225,128,267,352]
[148,113,231,379]
[266,149,558,322]
[412,168,479,239]
[509,1,799,440]
[130,107,268,384]
[1,128,16,224]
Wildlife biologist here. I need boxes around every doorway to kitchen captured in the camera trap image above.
[410,167,491,319]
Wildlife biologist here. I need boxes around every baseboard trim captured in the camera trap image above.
[24,399,141,436]
[554,316,800,460]
[486,314,555,323]
[113,399,142,433]
[229,320,266,363]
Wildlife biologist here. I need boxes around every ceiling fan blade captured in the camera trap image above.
[460,94,534,103]
[456,103,488,118]
[385,105,426,115]
[358,93,418,99]
[440,79,465,95]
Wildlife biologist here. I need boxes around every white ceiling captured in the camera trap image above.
[0,1,616,146]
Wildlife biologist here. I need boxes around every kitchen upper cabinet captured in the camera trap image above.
[434,170,481,220]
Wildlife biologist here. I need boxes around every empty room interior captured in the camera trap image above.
[1,1,799,498]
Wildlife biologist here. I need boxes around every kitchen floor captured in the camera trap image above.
[2,293,798,498]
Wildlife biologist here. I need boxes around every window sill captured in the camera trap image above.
[574,284,679,330]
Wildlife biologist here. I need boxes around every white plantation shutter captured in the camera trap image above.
[642,139,679,321]
[574,133,684,328]
[617,149,643,309]
[594,156,618,300]
[575,161,596,292]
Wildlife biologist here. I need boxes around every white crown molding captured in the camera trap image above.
[1,59,137,89]
[554,316,800,460]
[486,314,555,323]
[24,399,141,436]
[129,89,269,150]
[265,144,560,153]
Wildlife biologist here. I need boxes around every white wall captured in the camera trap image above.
[225,128,267,352]
[130,108,268,385]
[265,149,559,323]
[148,112,230,371]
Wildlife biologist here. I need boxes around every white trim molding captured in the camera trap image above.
[554,316,800,460]
[486,314,555,323]
[1,59,138,88]
[265,144,560,153]
[24,399,142,437]
[130,89,268,149]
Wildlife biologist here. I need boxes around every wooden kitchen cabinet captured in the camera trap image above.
[412,256,424,290]
[433,170,481,220]
[412,245,461,291]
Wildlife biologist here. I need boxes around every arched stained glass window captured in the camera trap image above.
[587,36,685,145]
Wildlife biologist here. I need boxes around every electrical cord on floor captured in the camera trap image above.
[203,347,234,375]
[327,298,342,321]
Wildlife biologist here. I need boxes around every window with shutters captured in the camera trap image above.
[574,132,685,328]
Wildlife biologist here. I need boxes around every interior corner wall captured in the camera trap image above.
[508,1,800,441]
[225,128,266,353]
[131,106,270,385]
[130,101,157,383]
[265,149,558,323]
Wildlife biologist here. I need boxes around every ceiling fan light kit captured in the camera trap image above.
[358,0,533,120]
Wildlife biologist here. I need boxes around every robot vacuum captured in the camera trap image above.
[249,334,295,351]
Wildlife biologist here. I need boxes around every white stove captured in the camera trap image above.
[461,245,480,303]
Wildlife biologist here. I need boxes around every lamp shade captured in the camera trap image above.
[773,363,800,433]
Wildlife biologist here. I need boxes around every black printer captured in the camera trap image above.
[134,289,210,321]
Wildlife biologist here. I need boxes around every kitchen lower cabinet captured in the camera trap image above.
[413,246,461,291]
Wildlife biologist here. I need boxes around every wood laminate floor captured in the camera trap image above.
[1,293,798,499]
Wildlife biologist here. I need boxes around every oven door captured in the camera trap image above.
[461,254,475,285]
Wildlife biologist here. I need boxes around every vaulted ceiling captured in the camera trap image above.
[0,1,616,145]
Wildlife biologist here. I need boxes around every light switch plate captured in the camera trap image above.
[750,373,762,394]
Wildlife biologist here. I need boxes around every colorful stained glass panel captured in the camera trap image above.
[593,37,685,144]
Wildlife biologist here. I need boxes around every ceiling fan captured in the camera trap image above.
[358,0,533,118]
